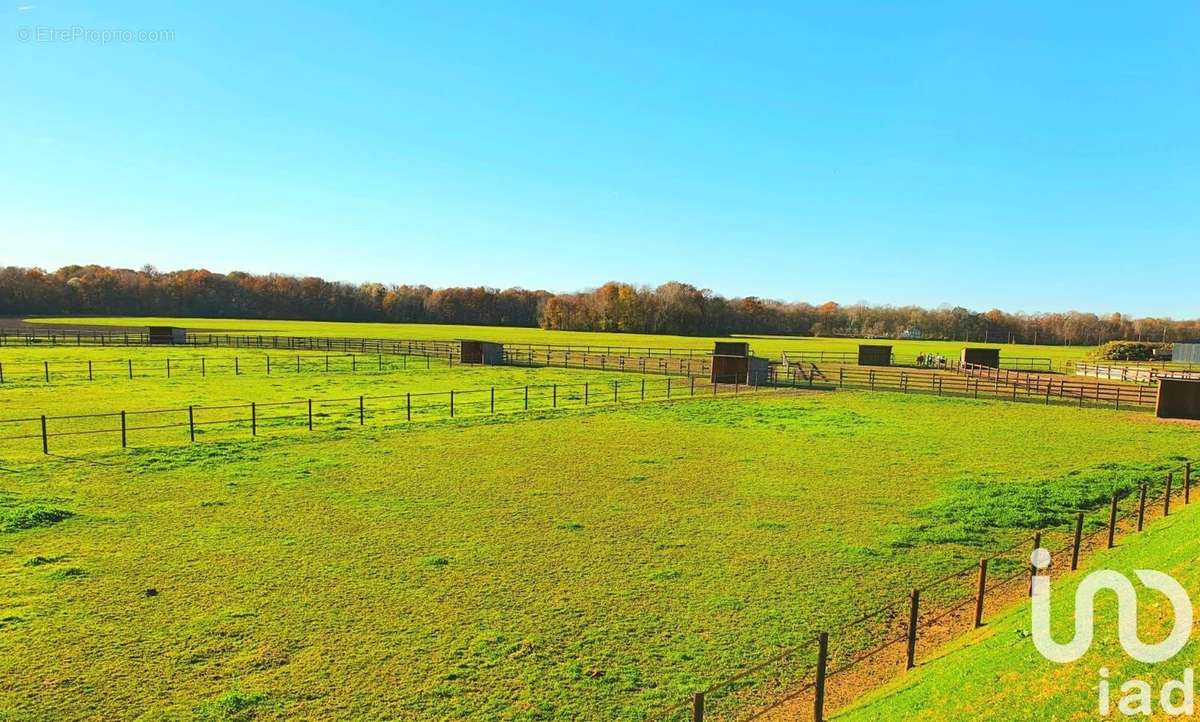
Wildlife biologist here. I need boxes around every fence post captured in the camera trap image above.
[974,559,987,628]
[1029,532,1041,596]
[1187,463,1193,504]
[0,361,4,384]
[407,392,411,421]
[584,383,589,405]
[524,386,529,410]
[613,380,618,403]
[691,376,695,396]
[121,410,127,448]
[1165,473,1173,517]
[814,632,829,722]
[450,390,455,417]
[641,379,645,400]
[667,377,672,399]
[265,356,270,375]
[1108,494,1118,548]
[201,357,206,377]
[235,357,240,376]
[691,692,704,722]
[88,360,93,381]
[1071,512,1084,571]
[40,415,48,454]
[44,360,49,383]
[359,395,365,425]
[553,384,557,408]
[1137,483,1147,531]
[188,406,196,442]
[905,589,920,669]
[307,399,313,430]
[252,403,257,436]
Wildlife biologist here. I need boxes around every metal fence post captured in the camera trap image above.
[905,589,920,669]
[40,415,48,454]
[252,402,257,436]
[359,396,365,425]
[1071,512,1084,571]
[44,360,49,383]
[1187,462,1193,504]
[189,406,195,442]
[553,384,557,408]
[1028,532,1042,596]
[524,386,529,410]
[691,692,704,722]
[1107,493,1118,548]
[974,559,987,628]
[1137,483,1147,531]
[120,410,127,448]
[1165,473,1173,516]
[407,392,411,421]
[814,632,829,722]
[128,359,133,379]
[307,399,313,430]
[450,390,455,417]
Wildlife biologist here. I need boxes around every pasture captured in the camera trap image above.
[3,327,1198,722]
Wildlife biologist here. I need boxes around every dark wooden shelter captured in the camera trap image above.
[1156,378,1200,420]
[857,344,892,367]
[960,347,1000,368]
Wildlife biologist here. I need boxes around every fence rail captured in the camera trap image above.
[650,458,1196,722]
[0,375,789,457]
[805,363,1157,410]
[956,363,1157,408]
[1072,361,1200,385]
[0,351,454,384]
[779,350,1053,371]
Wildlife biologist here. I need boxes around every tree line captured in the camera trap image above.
[2,265,1197,346]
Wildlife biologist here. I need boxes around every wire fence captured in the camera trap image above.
[0,375,792,458]
[1072,361,1200,384]
[648,458,1196,722]
[0,351,454,384]
[815,364,1158,410]
[779,350,1053,371]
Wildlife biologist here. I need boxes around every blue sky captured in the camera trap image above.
[3,2,1197,316]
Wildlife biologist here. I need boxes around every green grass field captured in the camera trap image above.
[24,316,1098,367]
[840,500,1200,721]
[3,350,1198,721]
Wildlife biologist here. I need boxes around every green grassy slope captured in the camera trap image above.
[839,502,1200,721]
[25,316,1096,366]
[1,391,1196,720]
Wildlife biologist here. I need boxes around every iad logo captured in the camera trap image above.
[1029,549,1196,717]
[1031,548,1193,663]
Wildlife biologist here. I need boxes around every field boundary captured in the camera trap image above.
[647,457,1196,722]
[0,375,800,458]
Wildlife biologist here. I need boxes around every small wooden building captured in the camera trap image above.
[857,344,893,367]
[458,340,505,365]
[960,347,1000,368]
[1156,378,1200,420]
[711,342,750,383]
[147,326,186,345]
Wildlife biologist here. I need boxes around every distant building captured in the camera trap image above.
[1174,342,1200,365]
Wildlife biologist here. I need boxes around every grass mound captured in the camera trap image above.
[0,493,74,533]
